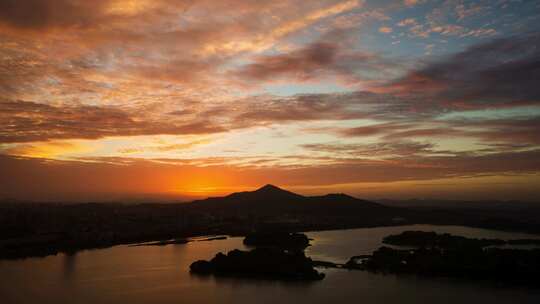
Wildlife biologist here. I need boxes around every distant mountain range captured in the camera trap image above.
[188,184,392,216]
[2,184,540,260]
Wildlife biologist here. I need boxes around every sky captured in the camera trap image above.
[1,0,540,202]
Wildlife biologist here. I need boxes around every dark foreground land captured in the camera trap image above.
[191,232,324,281]
[190,248,324,281]
[1,185,540,260]
[243,232,310,250]
[343,231,540,287]
[382,230,540,248]
[189,231,540,286]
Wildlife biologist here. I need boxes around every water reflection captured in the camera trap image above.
[0,225,539,304]
[62,252,77,279]
[189,271,319,289]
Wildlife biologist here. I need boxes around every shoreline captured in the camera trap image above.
[3,222,540,261]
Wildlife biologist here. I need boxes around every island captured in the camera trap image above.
[382,230,540,248]
[344,231,540,286]
[190,232,325,280]
[243,232,310,250]
[190,248,325,281]
[382,230,507,248]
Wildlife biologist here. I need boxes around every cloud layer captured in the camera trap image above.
[1,0,540,200]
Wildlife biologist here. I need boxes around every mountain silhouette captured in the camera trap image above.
[189,184,391,217]
[225,184,305,201]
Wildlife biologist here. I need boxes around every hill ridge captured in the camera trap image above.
[189,185,388,216]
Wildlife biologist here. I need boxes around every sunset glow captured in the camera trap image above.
[1,0,539,201]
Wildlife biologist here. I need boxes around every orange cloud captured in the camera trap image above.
[378,26,393,33]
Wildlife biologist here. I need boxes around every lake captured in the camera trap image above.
[1,225,540,304]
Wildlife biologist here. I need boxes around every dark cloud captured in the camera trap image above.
[287,149,540,184]
[233,93,367,124]
[0,91,413,143]
[383,33,540,107]
[233,37,402,84]
[337,116,540,148]
[243,34,540,126]
[0,0,108,30]
[302,141,436,157]
[458,117,540,145]
[231,90,424,128]
[339,122,406,137]
[381,127,468,140]
[235,42,338,81]
[0,100,225,143]
[383,117,540,145]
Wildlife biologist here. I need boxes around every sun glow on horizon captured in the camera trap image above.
[1,0,539,201]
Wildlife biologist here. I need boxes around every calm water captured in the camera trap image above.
[1,225,540,304]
